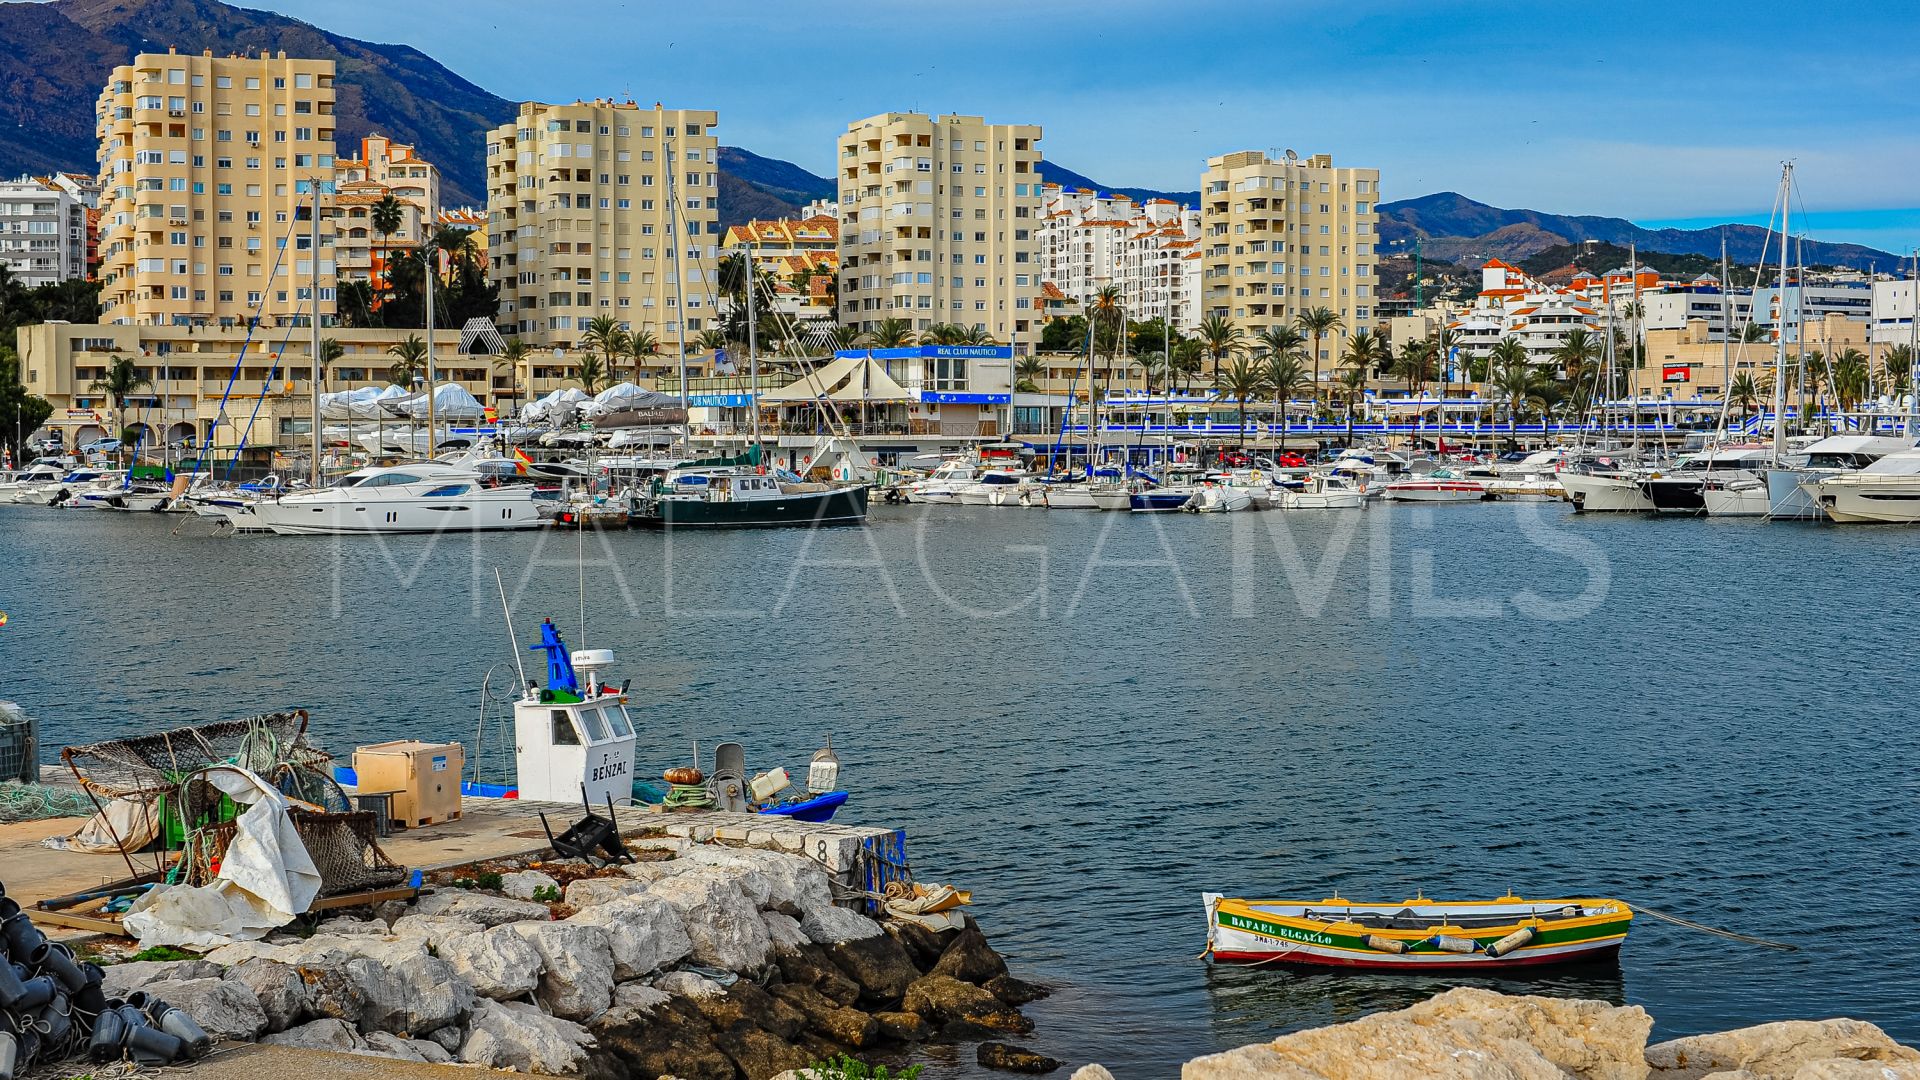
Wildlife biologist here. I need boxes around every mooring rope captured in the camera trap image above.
[1629,903,1798,951]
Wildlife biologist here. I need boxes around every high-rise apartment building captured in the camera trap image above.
[485,99,720,375]
[1199,151,1380,363]
[834,113,1043,349]
[95,49,339,328]
[0,176,89,286]
[1037,185,1201,331]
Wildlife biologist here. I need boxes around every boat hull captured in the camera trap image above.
[1040,485,1098,510]
[253,491,547,534]
[1701,481,1770,517]
[633,485,869,529]
[1205,895,1632,972]
[1642,476,1706,514]
[1130,490,1194,512]
[1381,481,1488,503]
[1560,473,1653,513]
[1766,468,1826,520]
[1815,482,1920,524]
[1090,487,1133,511]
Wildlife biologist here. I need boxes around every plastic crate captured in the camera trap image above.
[0,709,37,783]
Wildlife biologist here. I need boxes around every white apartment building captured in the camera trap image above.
[1637,280,1753,339]
[333,134,440,289]
[835,112,1044,348]
[485,99,721,373]
[1750,283,1873,344]
[0,176,88,285]
[1446,259,1602,365]
[1871,276,1920,346]
[1037,185,1201,331]
[1199,150,1381,360]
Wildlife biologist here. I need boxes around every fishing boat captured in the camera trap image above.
[1202,892,1632,971]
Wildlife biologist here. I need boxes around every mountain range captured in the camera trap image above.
[0,0,1899,270]
[1378,192,1898,269]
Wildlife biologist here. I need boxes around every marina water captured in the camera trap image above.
[2,503,1916,1076]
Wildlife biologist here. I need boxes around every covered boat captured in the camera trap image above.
[1202,892,1631,971]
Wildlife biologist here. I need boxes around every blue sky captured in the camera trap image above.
[252,0,1920,253]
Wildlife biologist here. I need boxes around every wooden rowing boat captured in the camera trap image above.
[1203,892,1631,971]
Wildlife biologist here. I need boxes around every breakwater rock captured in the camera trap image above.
[1173,987,1919,1080]
[99,836,1049,1078]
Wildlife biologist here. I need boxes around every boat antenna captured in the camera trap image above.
[495,567,529,690]
[310,181,323,489]
[577,517,587,647]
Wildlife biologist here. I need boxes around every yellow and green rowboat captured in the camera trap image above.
[1203,893,1632,971]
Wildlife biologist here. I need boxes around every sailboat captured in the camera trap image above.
[629,226,868,529]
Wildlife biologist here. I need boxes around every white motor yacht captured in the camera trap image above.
[1559,463,1655,513]
[1812,448,1920,523]
[1184,482,1255,513]
[955,469,1032,506]
[1765,435,1914,520]
[0,459,72,497]
[1278,474,1365,509]
[1641,447,1774,514]
[902,460,979,505]
[1380,468,1489,503]
[249,462,545,535]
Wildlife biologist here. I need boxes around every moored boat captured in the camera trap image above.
[1202,893,1632,971]
[631,461,869,529]
[1380,468,1489,503]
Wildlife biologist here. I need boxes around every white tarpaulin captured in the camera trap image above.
[122,767,322,948]
[42,796,159,854]
[522,387,589,422]
[581,383,682,418]
[386,383,484,420]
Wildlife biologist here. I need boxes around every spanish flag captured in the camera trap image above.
[512,447,533,476]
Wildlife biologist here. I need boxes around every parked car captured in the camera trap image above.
[79,438,124,455]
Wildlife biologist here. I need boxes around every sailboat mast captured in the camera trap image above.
[310,185,322,487]
[424,238,438,458]
[1720,231,1732,415]
[1771,163,1792,462]
[1909,249,1919,440]
[664,111,692,447]
[742,242,759,447]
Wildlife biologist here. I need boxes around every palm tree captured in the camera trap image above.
[920,322,966,346]
[1213,355,1272,449]
[1492,352,1553,439]
[1553,328,1602,381]
[573,355,608,394]
[864,318,914,349]
[495,338,532,415]
[693,329,730,365]
[386,334,428,387]
[1197,313,1243,383]
[1740,322,1768,344]
[429,225,480,286]
[1832,347,1870,418]
[315,338,344,389]
[1883,343,1913,395]
[580,315,630,382]
[1336,330,1382,446]
[1015,354,1044,393]
[1483,338,1529,428]
[1295,307,1343,417]
[1728,371,1761,424]
[1170,340,1205,394]
[370,195,405,308]
[959,325,996,346]
[91,356,150,461]
[1256,325,1305,362]
[1263,353,1312,451]
[829,325,862,351]
[626,329,660,382]
[1392,339,1437,398]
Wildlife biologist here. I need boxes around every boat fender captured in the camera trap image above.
[1362,934,1409,954]
[1430,934,1479,954]
[1484,926,1537,958]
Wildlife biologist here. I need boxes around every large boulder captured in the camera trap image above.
[801,903,884,945]
[567,894,694,980]
[1184,987,1651,1080]
[290,937,477,1035]
[223,958,311,1034]
[387,914,485,950]
[150,977,270,1041]
[683,980,806,1042]
[648,872,774,975]
[565,876,652,909]
[711,1024,814,1080]
[261,1017,364,1052]
[930,925,1009,984]
[587,996,735,1080]
[681,845,835,914]
[101,958,223,998]
[411,889,553,927]
[903,974,1034,1035]
[360,1031,431,1062]
[460,999,595,1076]
[654,970,728,1001]
[439,926,546,1000]
[775,942,862,1007]
[773,981,881,1048]
[764,911,810,952]
[1647,1018,1920,1080]
[979,1042,1063,1074]
[509,920,616,1021]
[828,933,923,1006]
[501,869,561,901]
[600,982,674,1027]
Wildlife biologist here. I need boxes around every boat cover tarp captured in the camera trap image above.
[523,387,590,422]
[583,383,683,418]
[385,383,484,420]
[319,385,409,421]
[122,766,322,948]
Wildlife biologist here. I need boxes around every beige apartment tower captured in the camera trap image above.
[485,100,720,376]
[96,49,338,328]
[1199,151,1380,363]
[835,113,1043,349]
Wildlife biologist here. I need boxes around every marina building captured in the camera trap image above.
[1198,150,1381,363]
[1869,276,1920,346]
[0,176,90,286]
[834,112,1044,348]
[484,99,721,377]
[95,49,339,329]
[333,134,440,291]
[1750,283,1873,344]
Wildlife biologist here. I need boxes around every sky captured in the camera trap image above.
[245,0,1920,253]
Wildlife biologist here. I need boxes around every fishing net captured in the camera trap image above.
[195,809,407,896]
[0,781,97,823]
[62,712,333,798]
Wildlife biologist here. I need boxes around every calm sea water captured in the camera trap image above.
[2,502,1917,1076]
